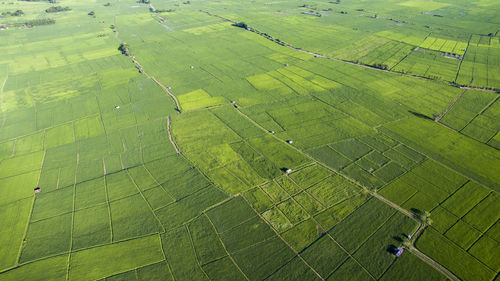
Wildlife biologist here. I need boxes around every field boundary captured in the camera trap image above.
[436,89,466,122]
[454,34,472,83]
[200,10,500,93]
[166,116,180,154]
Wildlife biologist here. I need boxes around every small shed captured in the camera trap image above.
[394,247,403,257]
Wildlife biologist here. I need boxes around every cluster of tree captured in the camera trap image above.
[302,11,321,17]
[118,42,130,55]
[25,18,55,27]
[299,4,317,10]
[372,63,388,70]
[45,6,71,13]
[18,0,56,2]
[328,0,340,4]
[339,11,347,14]
[1,10,24,16]
[182,1,190,4]
[88,11,95,16]
[137,0,150,3]
[153,8,174,13]
[104,2,112,6]
[232,22,248,29]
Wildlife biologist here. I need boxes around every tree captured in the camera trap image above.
[118,42,130,55]
[13,10,24,16]
[432,112,441,121]
[88,11,95,16]
[420,211,432,227]
[45,6,72,13]
[232,22,248,29]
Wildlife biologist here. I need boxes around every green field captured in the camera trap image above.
[0,0,499,280]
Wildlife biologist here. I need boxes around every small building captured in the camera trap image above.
[269,130,275,134]
[34,187,41,194]
[285,169,292,173]
[394,247,404,257]
[115,105,120,109]
[286,140,293,144]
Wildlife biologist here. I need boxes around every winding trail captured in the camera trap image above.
[166,115,180,154]
[112,18,182,113]
[151,77,182,112]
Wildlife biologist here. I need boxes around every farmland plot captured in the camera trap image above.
[0,0,499,279]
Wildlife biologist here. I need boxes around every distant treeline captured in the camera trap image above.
[18,0,57,3]
[1,10,24,16]
[25,18,55,27]
[45,6,71,13]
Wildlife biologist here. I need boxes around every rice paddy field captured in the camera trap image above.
[0,0,499,280]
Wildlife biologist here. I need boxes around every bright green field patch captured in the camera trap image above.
[0,254,68,281]
[398,1,450,11]
[0,171,39,205]
[0,198,32,271]
[178,89,227,111]
[20,213,72,263]
[45,123,75,149]
[68,235,164,281]
[74,116,105,140]
[0,152,43,179]
[416,228,495,281]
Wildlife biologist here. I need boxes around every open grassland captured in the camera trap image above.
[0,0,499,280]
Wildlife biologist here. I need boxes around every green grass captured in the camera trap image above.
[20,213,72,263]
[0,198,32,270]
[161,227,208,280]
[353,213,417,278]
[110,194,163,241]
[301,235,348,277]
[188,216,226,265]
[330,198,395,252]
[69,235,164,281]
[282,218,323,252]
[382,118,499,191]
[416,228,495,281]
[0,0,499,279]
[379,251,447,281]
[72,204,111,250]
[445,220,482,249]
